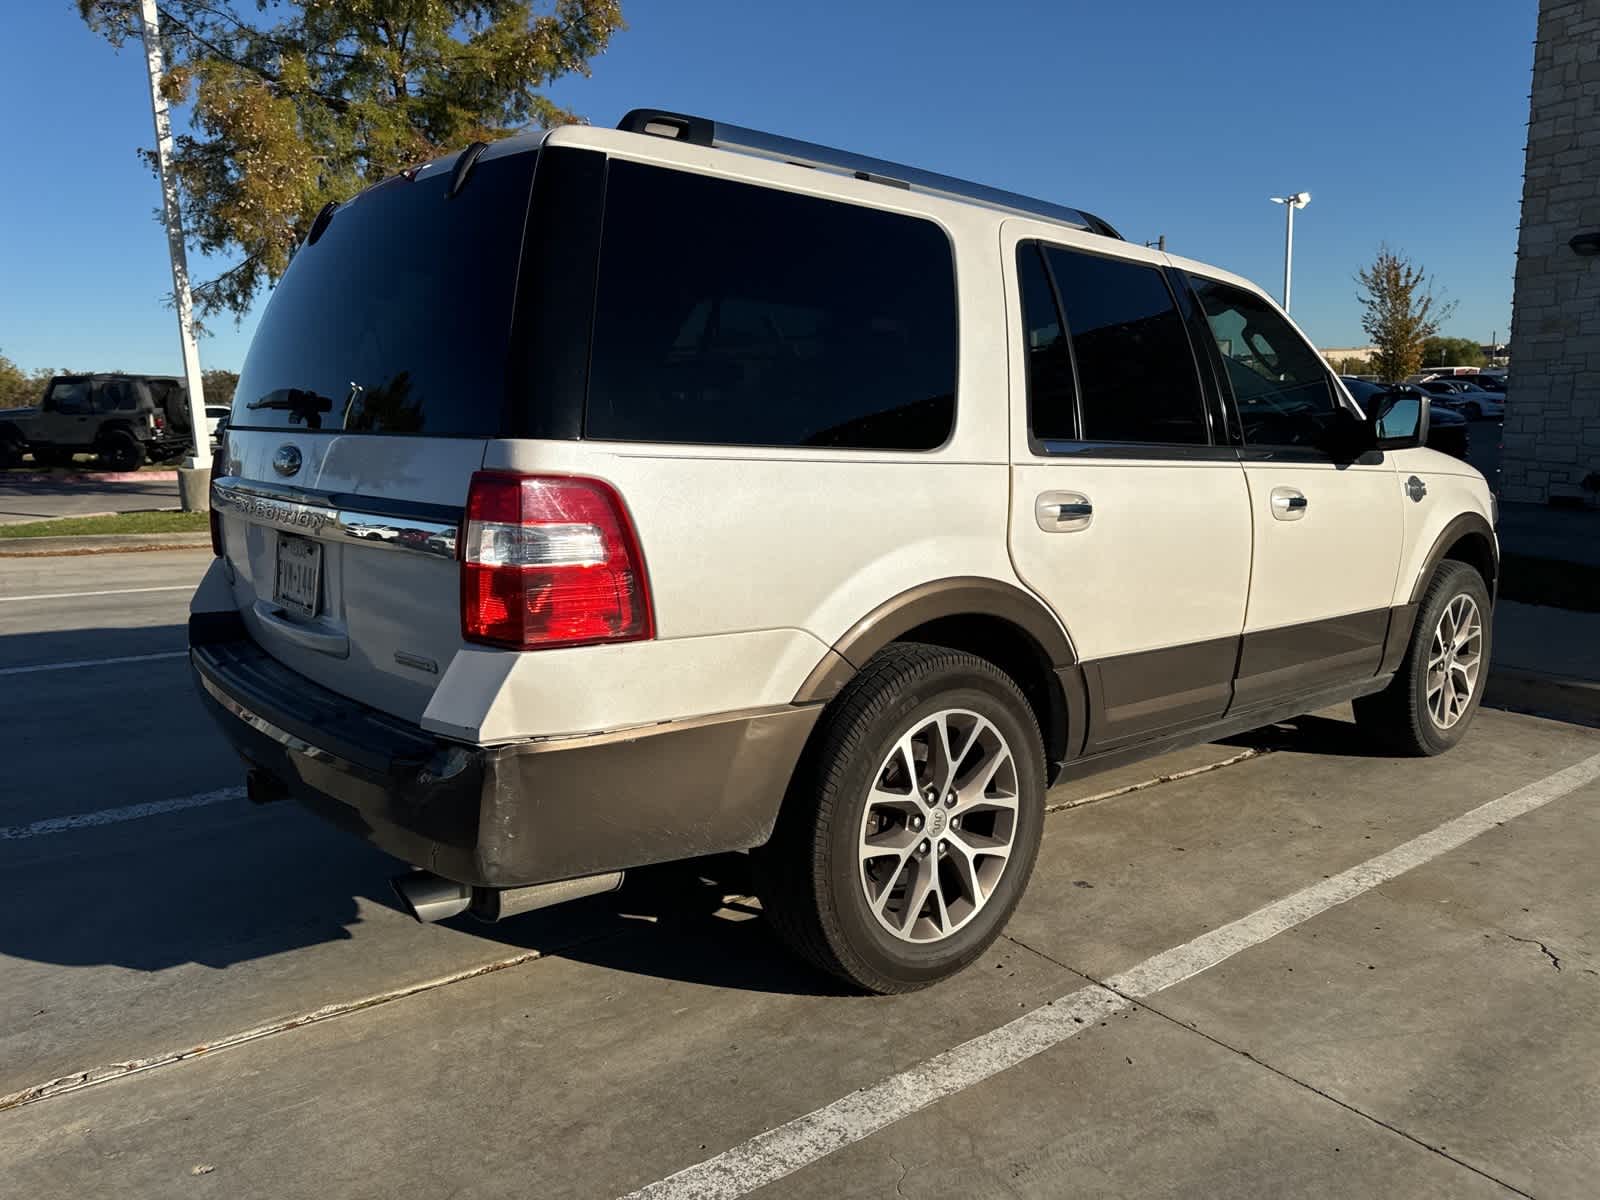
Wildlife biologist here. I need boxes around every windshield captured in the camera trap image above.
[231,150,537,437]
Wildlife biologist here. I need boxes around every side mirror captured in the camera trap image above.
[1372,392,1429,451]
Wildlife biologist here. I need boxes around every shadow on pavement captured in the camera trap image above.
[1222,712,1389,758]
[434,856,852,998]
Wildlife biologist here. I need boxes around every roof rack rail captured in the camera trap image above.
[617,109,1122,240]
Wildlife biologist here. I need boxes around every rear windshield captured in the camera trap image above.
[231,151,537,437]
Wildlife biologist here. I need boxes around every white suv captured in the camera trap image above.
[192,109,1498,993]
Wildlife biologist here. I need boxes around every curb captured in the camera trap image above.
[1,470,179,485]
[1484,667,1600,729]
[0,532,212,556]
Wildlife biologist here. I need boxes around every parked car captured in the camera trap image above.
[1418,378,1504,420]
[1342,378,1468,460]
[0,373,191,470]
[192,109,1498,993]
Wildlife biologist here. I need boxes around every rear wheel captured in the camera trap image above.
[97,431,144,472]
[1354,561,1491,755]
[0,435,22,470]
[757,644,1046,993]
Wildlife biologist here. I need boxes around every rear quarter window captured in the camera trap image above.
[585,161,958,451]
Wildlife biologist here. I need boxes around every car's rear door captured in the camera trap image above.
[212,143,541,724]
[1182,271,1403,708]
[1004,229,1253,751]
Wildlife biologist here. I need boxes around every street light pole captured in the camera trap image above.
[137,0,212,497]
[1269,192,1312,313]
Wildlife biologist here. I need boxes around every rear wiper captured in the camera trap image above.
[246,388,335,429]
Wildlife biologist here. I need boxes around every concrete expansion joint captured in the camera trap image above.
[996,929,1540,1200]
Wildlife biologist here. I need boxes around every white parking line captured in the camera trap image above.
[0,585,196,603]
[0,786,244,841]
[623,750,1600,1200]
[0,650,188,676]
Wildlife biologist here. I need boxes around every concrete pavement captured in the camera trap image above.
[1,551,1598,1198]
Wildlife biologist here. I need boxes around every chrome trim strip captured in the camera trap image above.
[212,477,459,560]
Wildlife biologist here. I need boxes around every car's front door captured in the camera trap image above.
[1183,273,1404,709]
[38,378,93,448]
[1004,229,1253,752]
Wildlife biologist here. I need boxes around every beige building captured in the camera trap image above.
[1502,0,1600,505]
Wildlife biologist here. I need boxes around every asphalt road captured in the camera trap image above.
[0,474,181,524]
[2,550,1598,1199]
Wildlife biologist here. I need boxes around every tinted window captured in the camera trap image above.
[92,379,139,412]
[586,161,957,450]
[1188,275,1337,448]
[233,151,538,436]
[47,380,90,414]
[1043,247,1208,444]
[1017,243,1076,441]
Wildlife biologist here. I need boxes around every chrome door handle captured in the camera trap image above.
[1270,487,1308,521]
[1035,491,1093,532]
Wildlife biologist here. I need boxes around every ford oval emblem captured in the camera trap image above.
[273,445,303,477]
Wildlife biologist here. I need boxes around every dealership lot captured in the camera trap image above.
[1,551,1596,1198]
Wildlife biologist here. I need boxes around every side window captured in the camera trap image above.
[92,379,137,413]
[1043,247,1209,445]
[1186,275,1338,448]
[46,380,90,415]
[586,161,958,450]
[1016,243,1076,441]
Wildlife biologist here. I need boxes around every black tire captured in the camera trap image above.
[1353,561,1492,756]
[1464,402,1482,420]
[0,436,22,470]
[97,431,144,472]
[756,643,1047,994]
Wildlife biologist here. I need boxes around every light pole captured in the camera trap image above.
[137,0,212,507]
[1269,192,1311,313]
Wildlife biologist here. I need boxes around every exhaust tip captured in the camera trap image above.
[391,870,471,923]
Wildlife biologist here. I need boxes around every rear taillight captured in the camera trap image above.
[460,471,653,650]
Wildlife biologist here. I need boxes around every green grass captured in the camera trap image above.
[0,510,210,539]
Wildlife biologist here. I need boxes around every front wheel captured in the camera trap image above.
[1354,561,1491,755]
[757,643,1046,993]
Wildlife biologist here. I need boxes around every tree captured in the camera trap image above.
[1328,355,1376,377]
[78,1,625,321]
[202,368,239,405]
[1355,245,1455,381]
[0,352,52,410]
[1420,336,1485,370]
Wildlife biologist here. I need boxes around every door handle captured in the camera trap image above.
[1270,487,1308,521]
[1035,491,1093,532]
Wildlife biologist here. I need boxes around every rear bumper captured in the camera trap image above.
[190,614,821,887]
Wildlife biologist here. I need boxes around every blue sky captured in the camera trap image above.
[0,0,1535,377]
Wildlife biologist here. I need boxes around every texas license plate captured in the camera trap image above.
[274,532,323,618]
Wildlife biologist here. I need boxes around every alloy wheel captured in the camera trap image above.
[1427,594,1483,729]
[857,708,1019,943]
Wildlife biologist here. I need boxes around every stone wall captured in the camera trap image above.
[1502,0,1600,504]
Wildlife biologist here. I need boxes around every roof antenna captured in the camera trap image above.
[448,142,490,198]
